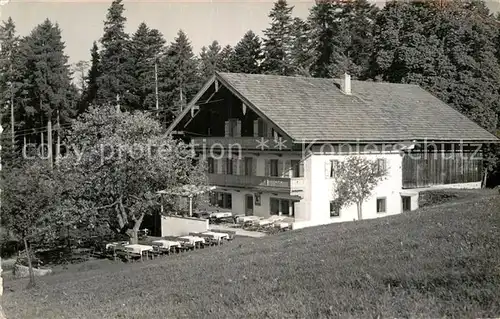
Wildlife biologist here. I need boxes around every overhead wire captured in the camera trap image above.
[9,96,224,139]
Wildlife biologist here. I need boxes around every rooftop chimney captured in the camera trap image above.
[341,72,351,95]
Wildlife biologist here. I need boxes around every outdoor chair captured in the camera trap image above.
[189,232,217,246]
[209,229,236,241]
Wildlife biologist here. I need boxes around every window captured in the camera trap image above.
[208,158,215,174]
[210,192,232,209]
[254,193,261,206]
[291,160,304,177]
[226,158,233,175]
[270,159,279,177]
[330,200,341,217]
[244,157,253,176]
[330,160,339,178]
[376,197,386,213]
[377,159,387,175]
[269,198,293,216]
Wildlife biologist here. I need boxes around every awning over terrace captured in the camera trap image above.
[157,185,216,217]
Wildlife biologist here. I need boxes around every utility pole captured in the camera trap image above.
[10,82,14,145]
[179,86,184,113]
[56,110,60,166]
[47,117,53,169]
[40,102,44,158]
[155,60,159,119]
[116,94,120,113]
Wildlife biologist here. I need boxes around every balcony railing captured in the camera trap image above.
[207,174,304,194]
[191,137,299,151]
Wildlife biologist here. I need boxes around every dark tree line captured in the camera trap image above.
[1,0,500,184]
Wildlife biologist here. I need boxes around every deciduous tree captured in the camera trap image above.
[72,60,90,94]
[61,105,207,244]
[1,160,67,287]
[332,156,388,220]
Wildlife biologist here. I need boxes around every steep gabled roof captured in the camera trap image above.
[217,72,498,143]
[168,72,499,143]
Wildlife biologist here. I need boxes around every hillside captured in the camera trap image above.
[3,191,500,319]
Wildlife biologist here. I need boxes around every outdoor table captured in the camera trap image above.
[202,231,229,241]
[152,240,181,253]
[124,244,154,261]
[274,222,292,229]
[152,240,181,248]
[209,229,236,240]
[210,212,233,219]
[178,236,205,249]
[258,216,285,226]
[236,216,261,223]
[105,241,129,250]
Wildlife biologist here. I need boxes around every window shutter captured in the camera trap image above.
[377,158,387,174]
[253,120,259,137]
[224,121,229,137]
[284,160,291,177]
[264,159,270,176]
[252,158,257,176]
[236,120,242,138]
[214,159,219,174]
[207,158,213,173]
[221,159,226,174]
[299,162,304,177]
[266,124,272,138]
[277,160,283,177]
[330,160,339,178]
[232,158,238,175]
[325,161,331,178]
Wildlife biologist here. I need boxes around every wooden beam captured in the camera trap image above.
[190,105,199,118]
[185,109,201,128]
[215,79,219,92]
[183,92,215,128]
[166,75,216,134]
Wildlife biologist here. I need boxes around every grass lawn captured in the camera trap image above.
[3,190,500,318]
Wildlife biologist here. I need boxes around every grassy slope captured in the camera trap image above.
[3,192,500,319]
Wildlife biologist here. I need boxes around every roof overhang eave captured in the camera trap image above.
[293,138,500,144]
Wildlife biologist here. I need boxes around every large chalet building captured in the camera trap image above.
[166,72,499,229]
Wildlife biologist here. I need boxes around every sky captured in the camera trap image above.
[1,0,500,66]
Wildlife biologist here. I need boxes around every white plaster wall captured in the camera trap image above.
[161,216,209,237]
[298,153,313,222]
[308,152,404,223]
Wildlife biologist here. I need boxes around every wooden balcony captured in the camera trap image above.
[208,173,304,194]
[190,137,300,151]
